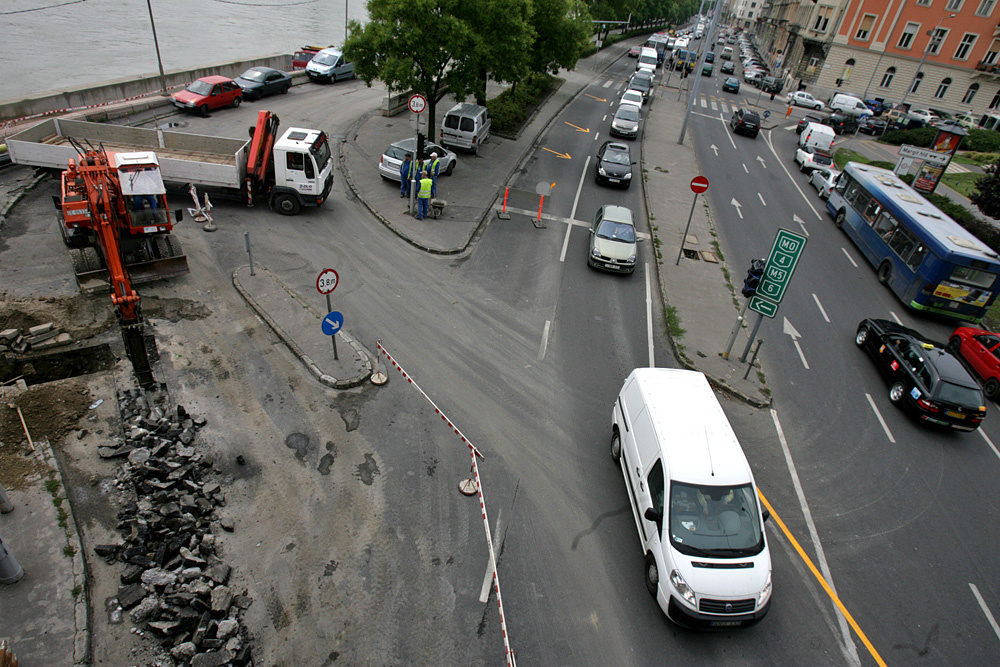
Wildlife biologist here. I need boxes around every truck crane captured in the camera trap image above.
[60,146,172,387]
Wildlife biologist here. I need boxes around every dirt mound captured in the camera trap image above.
[0,292,114,339]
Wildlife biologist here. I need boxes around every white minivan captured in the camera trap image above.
[305,47,356,83]
[636,47,659,73]
[611,368,772,629]
[828,93,872,118]
[799,122,836,153]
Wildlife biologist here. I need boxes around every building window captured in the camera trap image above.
[976,0,996,16]
[898,22,920,49]
[880,67,896,87]
[963,83,980,104]
[813,7,833,33]
[955,33,978,60]
[910,71,924,93]
[928,28,949,55]
[990,90,1000,109]
[935,77,952,98]
[855,14,877,41]
[748,10,754,17]
[984,38,1000,64]
[915,0,932,5]
[946,0,964,9]
[841,58,856,83]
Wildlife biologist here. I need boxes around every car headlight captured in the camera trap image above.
[591,246,602,259]
[186,101,196,107]
[627,253,637,264]
[623,173,632,180]
[758,571,772,607]
[670,569,696,606]
[598,167,607,176]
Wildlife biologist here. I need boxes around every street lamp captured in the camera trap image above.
[145,0,169,96]
[899,14,955,112]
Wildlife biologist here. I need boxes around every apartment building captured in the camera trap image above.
[816,0,1000,115]
[753,0,852,88]
[735,0,763,27]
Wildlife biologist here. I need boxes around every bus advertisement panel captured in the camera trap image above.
[826,162,1000,323]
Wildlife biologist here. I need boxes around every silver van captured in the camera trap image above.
[305,47,356,83]
[439,103,491,155]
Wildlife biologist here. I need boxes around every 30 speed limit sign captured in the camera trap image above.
[408,94,427,114]
[316,269,339,294]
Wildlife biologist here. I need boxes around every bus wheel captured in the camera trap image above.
[834,210,846,228]
[985,378,999,401]
[877,261,891,285]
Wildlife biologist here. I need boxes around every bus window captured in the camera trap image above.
[846,183,866,209]
[863,199,882,224]
[907,243,928,271]
[874,211,897,239]
[835,173,850,194]
[888,226,916,261]
[950,265,997,288]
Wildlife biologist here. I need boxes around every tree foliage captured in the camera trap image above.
[970,159,1000,220]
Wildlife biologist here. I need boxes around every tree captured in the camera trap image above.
[970,159,1000,219]
[452,0,535,105]
[345,0,477,141]
[530,0,593,75]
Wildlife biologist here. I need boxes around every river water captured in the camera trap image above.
[1,0,368,101]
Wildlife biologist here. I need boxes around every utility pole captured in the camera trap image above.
[679,0,722,144]
[145,0,169,96]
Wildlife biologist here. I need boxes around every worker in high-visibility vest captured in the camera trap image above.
[428,152,441,197]
[416,171,433,219]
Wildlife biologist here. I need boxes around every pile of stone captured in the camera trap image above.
[0,323,73,354]
[93,387,254,667]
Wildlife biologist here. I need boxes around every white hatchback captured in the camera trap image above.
[620,89,645,108]
[786,91,822,110]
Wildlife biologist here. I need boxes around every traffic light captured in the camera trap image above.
[742,258,765,298]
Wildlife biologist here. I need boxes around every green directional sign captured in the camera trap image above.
[757,229,807,305]
[748,296,778,318]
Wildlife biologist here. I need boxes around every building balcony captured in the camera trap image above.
[976,59,1000,75]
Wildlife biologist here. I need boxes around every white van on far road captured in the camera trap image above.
[611,368,772,629]
[636,47,658,74]
[828,93,873,118]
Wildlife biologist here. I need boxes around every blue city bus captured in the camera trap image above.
[826,162,1000,323]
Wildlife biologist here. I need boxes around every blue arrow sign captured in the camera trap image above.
[322,311,344,336]
[763,110,771,119]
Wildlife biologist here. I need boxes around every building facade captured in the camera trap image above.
[751,0,853,89]
[734,0,763,27]
[814,0,1000,115]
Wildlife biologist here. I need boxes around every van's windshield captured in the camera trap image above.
[668,481,765,557]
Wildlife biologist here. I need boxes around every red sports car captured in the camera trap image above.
[172,75,242,116]
[948,327,1000,400]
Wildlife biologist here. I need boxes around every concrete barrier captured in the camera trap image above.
[0,54,292,123]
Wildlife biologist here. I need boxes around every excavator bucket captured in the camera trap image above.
[70,237,189,293]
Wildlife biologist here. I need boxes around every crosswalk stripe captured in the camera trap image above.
[710,101,717,111]
[720,103,729,114]
[700,98,707,108]
[946,162,970,174]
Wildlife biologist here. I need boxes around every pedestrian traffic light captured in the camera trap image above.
[742,258,765,298]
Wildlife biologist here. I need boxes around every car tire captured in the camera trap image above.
[232,97,242,108]
[273,194,301,216]
[199,104,210,117]
[889,382,906,404]
[855,326,869,347]
[948,336,962,354]
[799,161,806,173]
[445,161,455,176]
[611,431,621,461]
[835,209,846,229]
[985,378,1000,401]
[644,553,659,598]
[877,260,892,285]
[281,84,290,94]
[814,103,822,110]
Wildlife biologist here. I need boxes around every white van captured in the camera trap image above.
[828,93,872,118]
[439,103,491,155]
[721,46,734,60]
[305,47,356,83]
[799,122,835,153]
[611,368,772,629]
[636,47,659,73]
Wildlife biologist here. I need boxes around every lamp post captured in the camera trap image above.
[899,14,955,112]
[146,0,169,96]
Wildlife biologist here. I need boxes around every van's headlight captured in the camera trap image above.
[670,570,696,606]
[757,571,772,607]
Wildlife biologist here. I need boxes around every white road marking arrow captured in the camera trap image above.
[711,144,719,156]
[783,317,809,369]
[756,155,767,169]
[793,213,808,236]
[731,198,743,219]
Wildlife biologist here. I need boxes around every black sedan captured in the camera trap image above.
[855,319,986,431]
[820,112,859,135]
[234,67,292,100]
[859,117,888,135]
[722,77,740,94]
[796,112,825,134]
[720,61,735,74]
[595,140,634,188]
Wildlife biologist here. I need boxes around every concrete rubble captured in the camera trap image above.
[0,322,73,354]
[92,387,254,666]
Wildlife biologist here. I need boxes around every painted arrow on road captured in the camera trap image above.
[783,317,810,370]
[585,94,607,102]
[731,198,743,219]
[565,122,590,133]
[793,214,808,236]
[711,144,719,156]
[757,155,767,169]
[542,147,572,159]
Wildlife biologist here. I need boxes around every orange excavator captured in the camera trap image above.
[59,145,183,387]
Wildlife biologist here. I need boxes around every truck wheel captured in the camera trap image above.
[274,194,301,216]
[232,97,242,108]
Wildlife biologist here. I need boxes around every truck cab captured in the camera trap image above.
[268,127,335,215]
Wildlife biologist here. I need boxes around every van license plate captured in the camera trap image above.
[710,620,742,627]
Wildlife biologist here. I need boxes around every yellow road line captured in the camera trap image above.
[758,489,887,667]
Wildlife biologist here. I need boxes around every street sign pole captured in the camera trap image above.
[740,312,764,362]
[317,269,341,361]
[326,294,338,360]
[676,193,700,265]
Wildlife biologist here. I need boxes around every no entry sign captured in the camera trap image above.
[690,176,709,194]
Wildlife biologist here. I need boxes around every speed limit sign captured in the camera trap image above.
[408,94,427,114]
[316,269,339,294]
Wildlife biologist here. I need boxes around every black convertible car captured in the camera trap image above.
[855,318,986,431]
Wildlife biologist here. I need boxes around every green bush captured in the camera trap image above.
[879,127,936,147]
[487,74,556,135]
[962,129,1000,153]
[869,160,896,170]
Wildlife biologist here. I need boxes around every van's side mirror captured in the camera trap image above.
[644,507,662,523]
[762,507,770,522]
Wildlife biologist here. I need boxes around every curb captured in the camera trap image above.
[231,266,373,389]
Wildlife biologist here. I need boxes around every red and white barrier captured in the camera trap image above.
[374,341,516,667]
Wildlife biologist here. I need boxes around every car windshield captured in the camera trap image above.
[602,147,630,165]
[312,52,339,65]
[240,69,266,82]
[668,482,765,557]
[935,381,983,406]
[186,80,213,95]
[616,106,639,122]
[596,219,635,243]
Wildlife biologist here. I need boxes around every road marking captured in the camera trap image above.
[889,311,902,325]
[762,130,822,220]
[542,147,572,159]
[731,198,743,218]
[479,510,503,602]
[646,267,655,368]
[560,222,572,263]
[601,80,614,89]
[865,393,896,443]
[710,101,717,111]
[758,192,767,206]
[593,131,600,141]
[841,247,858,268]
[570,155,590,222]
[794,213,809,236]
[978,429,1000,462]
[720,103,729,114]
[743,163,749,173]
[500,206,651,240]
[970,583,1000,641]
[602,114,607,122]
[812,293,830,322]
[785,124,797,131]
[700,98,707,108]
[538,321,551,361]
[767,413,866,666]
[721,112,737,149]
[710,144,719,156]
[565,122,590,133]
[783,317,808,369]
[757,155,767,169]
